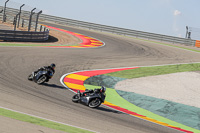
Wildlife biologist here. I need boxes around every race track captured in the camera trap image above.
[0,22,200,133]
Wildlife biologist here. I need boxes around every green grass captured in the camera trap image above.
[0,43,42,46]
[0,43,79,47]
[84,63,200,132]
[84,84,199,133]
[0,108,94,133]
[105,63,200,79]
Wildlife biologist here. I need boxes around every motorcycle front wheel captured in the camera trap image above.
[88,98,101,108]
[28,74,33,81]
[37,75,47,84]
[72,94,80,103]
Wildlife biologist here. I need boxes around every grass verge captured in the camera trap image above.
[84,63,200,132]
[0,43,79,47]
[105,63,200,79]
[0,108,94,133]
[84,84,199,133]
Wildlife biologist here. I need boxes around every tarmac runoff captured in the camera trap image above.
[61,64,200,133]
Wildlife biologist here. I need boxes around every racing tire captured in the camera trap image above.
[28,74,33,81]
[72,94,80,103]
[88,98,101,108]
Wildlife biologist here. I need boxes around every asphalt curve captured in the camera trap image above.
[1,22,200,133]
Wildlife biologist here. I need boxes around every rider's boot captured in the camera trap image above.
[77,90,81,98]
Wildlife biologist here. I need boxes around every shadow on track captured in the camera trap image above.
[42,83,123,114]
[95,106,123,114]
[42,83,66,89]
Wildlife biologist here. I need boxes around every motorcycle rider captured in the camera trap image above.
[33,63,56,81]
[81,86,106,96]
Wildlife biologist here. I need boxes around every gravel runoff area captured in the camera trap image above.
[115,71,200,108]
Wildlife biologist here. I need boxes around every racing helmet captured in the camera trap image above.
[50,63,56,69]
[101,86,106,92]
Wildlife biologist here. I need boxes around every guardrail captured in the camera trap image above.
[1,6,196,45]
[40,14,196,46]
[0,29,49,41]
[0,6,49,41]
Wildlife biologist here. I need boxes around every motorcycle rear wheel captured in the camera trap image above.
[88,98,101,108]
[72,94,80,103]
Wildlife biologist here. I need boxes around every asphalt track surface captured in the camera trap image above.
[1,22,200,133]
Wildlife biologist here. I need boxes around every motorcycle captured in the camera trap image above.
[72,89,106,108]
[28,70,53,84]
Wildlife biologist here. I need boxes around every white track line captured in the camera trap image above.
[0,106,97,133]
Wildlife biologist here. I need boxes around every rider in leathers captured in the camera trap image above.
[34,63,56,81]
[81,86,106,96]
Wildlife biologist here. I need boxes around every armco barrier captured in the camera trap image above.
[0,6,49,42]
[0,30,49,41]
[0,6,196,46]
[39,13,196,46]
[38,16,196,46]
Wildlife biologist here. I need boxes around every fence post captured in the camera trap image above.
[17,4,25,28]
[28,8,36,31]
[40,25,42,32]
[21,19,24,27]
[14,13,20,31]
[187,32,191,39]
[3,0,9,23]
[35,10,42,32]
